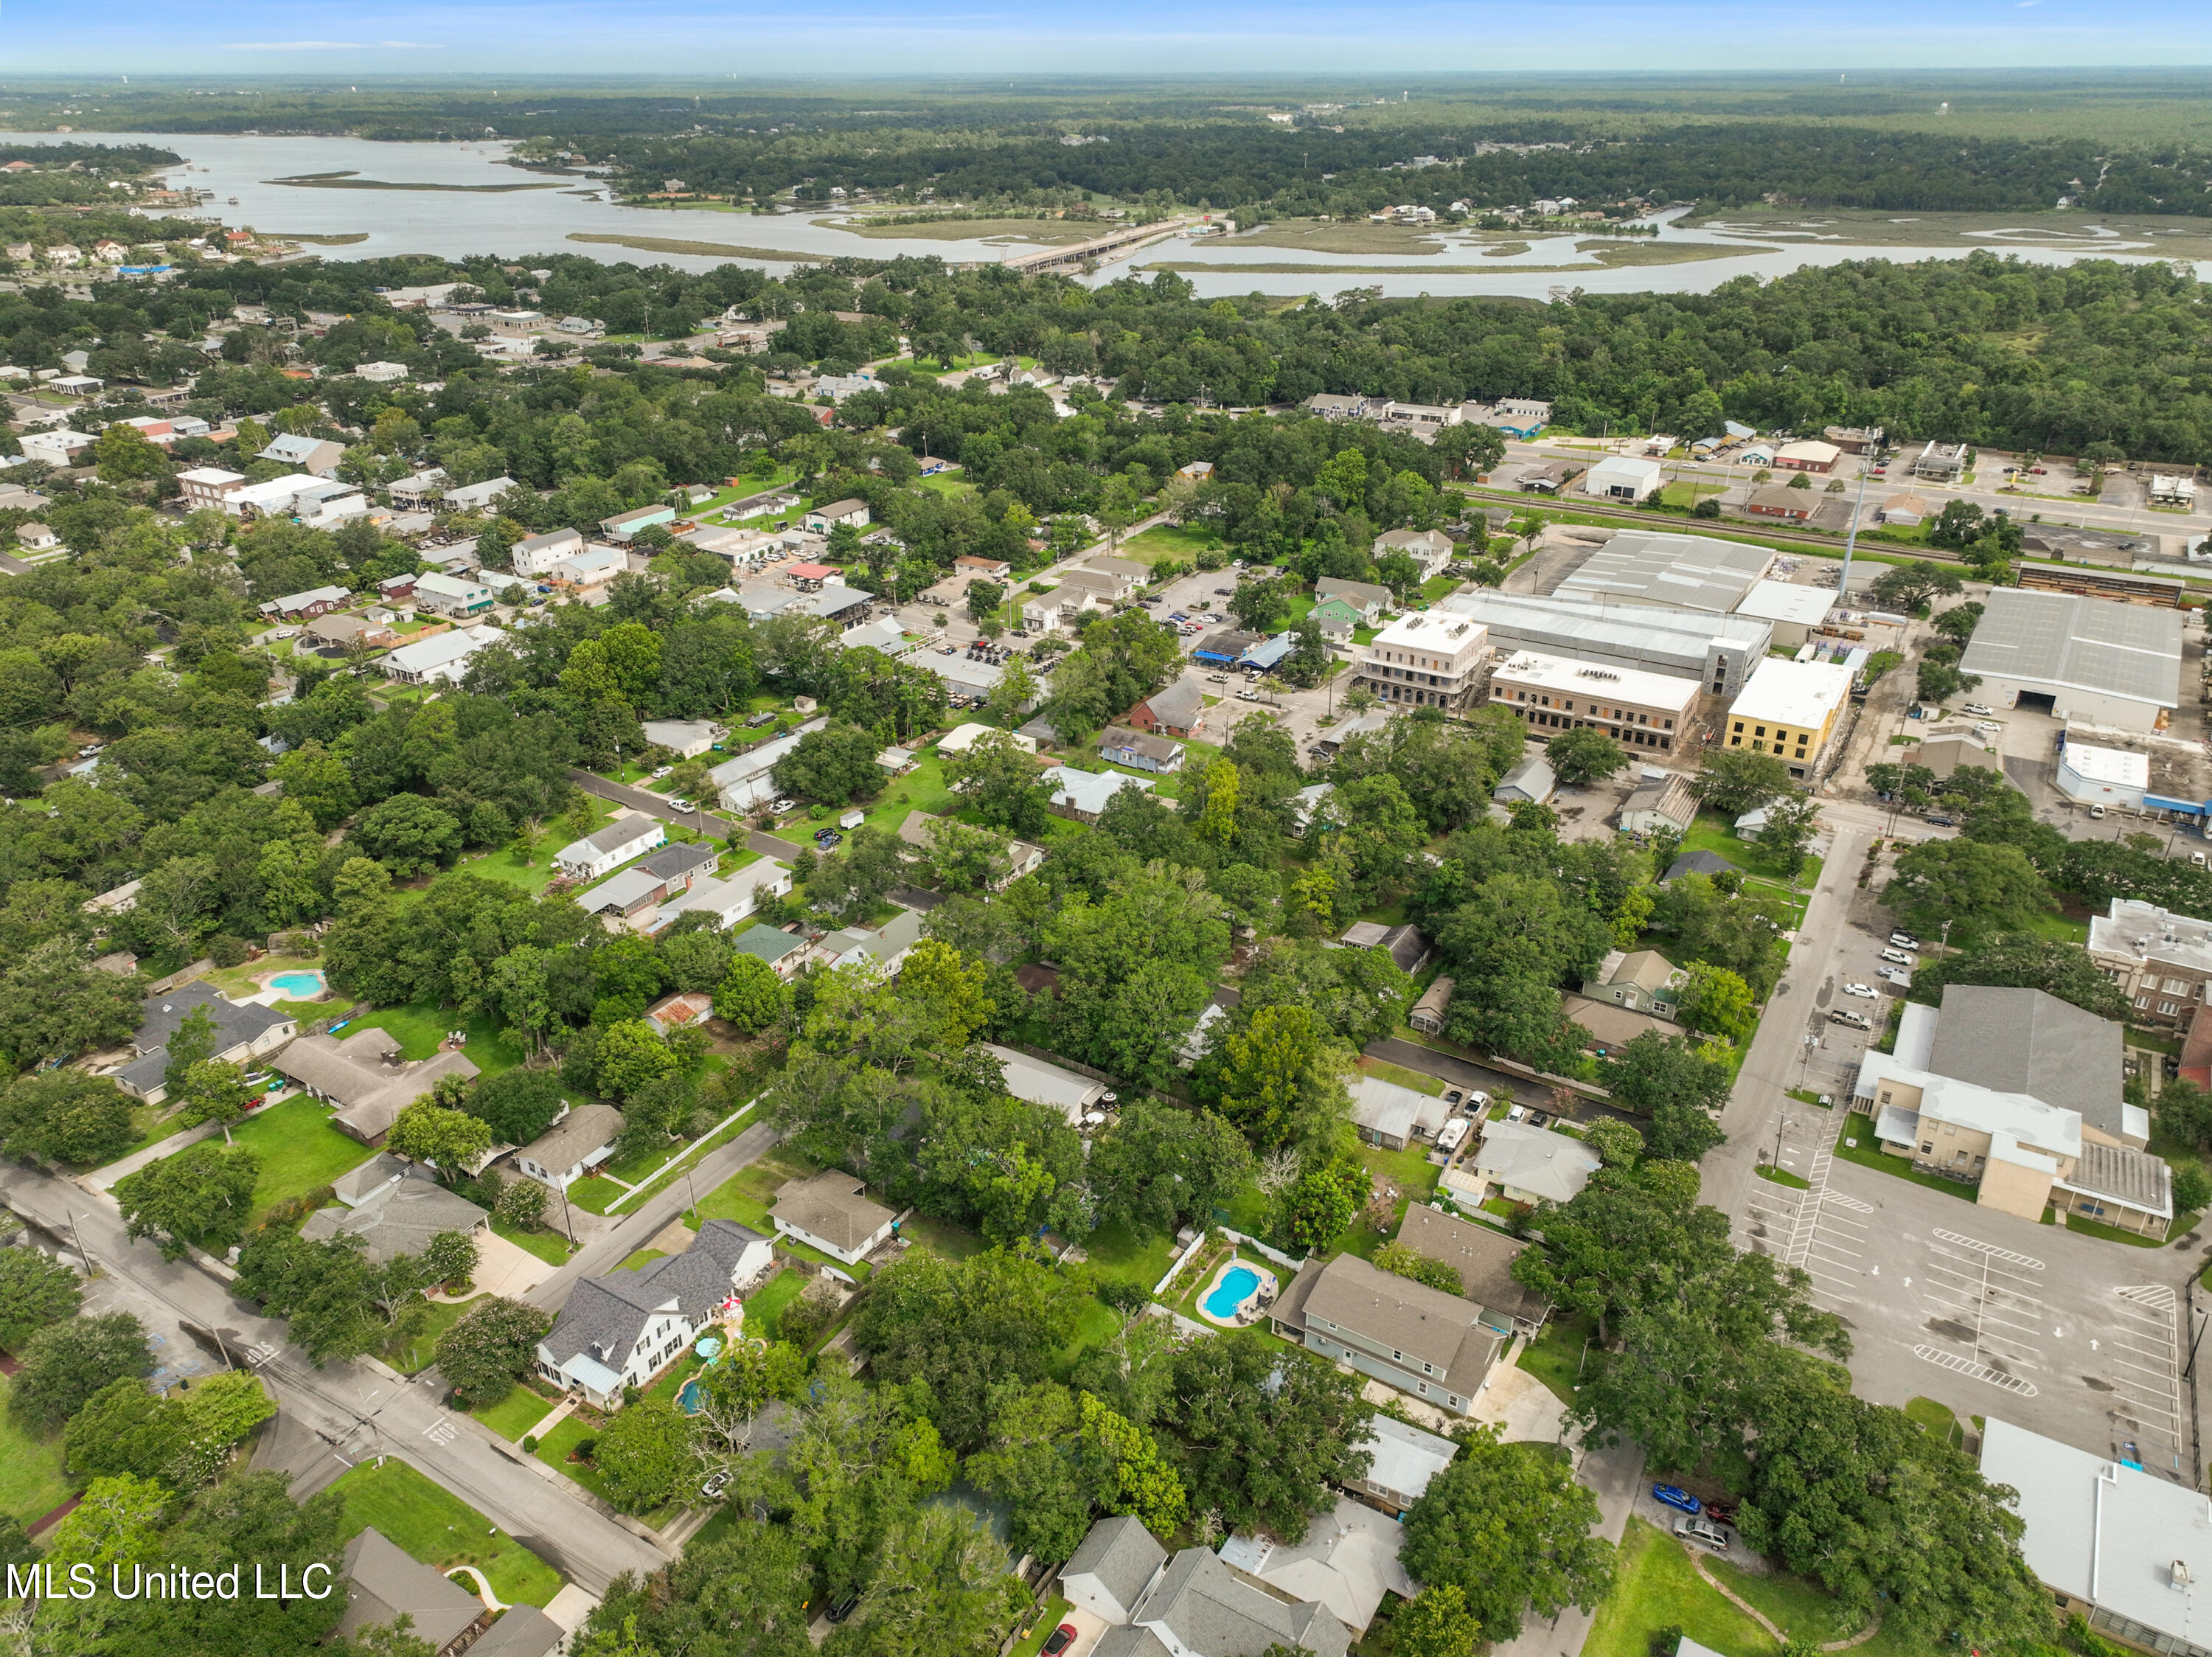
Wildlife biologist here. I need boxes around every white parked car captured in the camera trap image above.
[650,765,674,780]
[1962,703,1994,717]
[1879,947,1915,967]
[1841,982,1879,999]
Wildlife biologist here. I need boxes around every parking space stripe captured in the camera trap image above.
[1913,1344,2039,1395]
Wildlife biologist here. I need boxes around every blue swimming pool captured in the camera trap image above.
[270,970,326,998]
[678,1378,703,1414]
[1203,1264,1261,1320]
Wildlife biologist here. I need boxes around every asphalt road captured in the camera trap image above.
[569,768,728,838]
[524,1119,784,1314]
[0,1163,671,1594]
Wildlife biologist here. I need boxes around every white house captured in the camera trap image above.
[380,625,498,687]
[1371,527,1455,580]
[535,1217,774,1409]
[984,1043,1110,1122]
[641,719,723,758]
[514,1102,626,1192]
[509,527,584,578]
[646,860,793,933]
[548,546,624,589]
[803,498,870,532]
[411,571,495,617]
[770,1168,897,1266]
[554,816,667,881]
[442,476,519,513]
[939,721,1037,757]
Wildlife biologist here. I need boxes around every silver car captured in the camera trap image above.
[1675,1515,1730,1553]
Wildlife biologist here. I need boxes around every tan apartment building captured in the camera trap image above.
[2087,898,2212,1029]
[1855,988,2168,1234]
[1352,613,1488,712]
[1486,650,1700,754]
[1723,656,1853,780]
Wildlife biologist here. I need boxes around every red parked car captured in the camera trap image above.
[1043,1625,1078,1655]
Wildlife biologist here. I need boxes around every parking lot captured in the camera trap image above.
[1738,1116,2194,1480]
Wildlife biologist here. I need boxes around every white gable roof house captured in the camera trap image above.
[709,716,828,811]
[382,625,499,687]
[535,1218,775,1408]
[554,815,667,881]
[985,1043,1110,1122]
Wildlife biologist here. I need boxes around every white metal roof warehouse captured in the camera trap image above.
[1958,588,2182,732]
[1551,531,1776,616]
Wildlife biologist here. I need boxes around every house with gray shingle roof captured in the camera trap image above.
[300,1163,487,1263]
[111,981,296,1107]
[336,1529,484,1655]
[515,1102,625,1192]
[1065,1516,1351,1657]
[770,1169,895,1265]
[536,1217,774,1408]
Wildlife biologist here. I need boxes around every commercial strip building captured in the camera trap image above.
[1980,1417,2212,1657]
[1855,987,2168,1234]
[1958,588,2183,732]
[1438,589,1772,698]
[1350,612,1489,712]
[1486,650,1701,754]
[1732,578,1837,648]
[1723,656,1855,779]
[1551,530,1776,616]
[2058,742,2152,811]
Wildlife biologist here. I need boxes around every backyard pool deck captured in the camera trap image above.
[1195,1256,1279,1328]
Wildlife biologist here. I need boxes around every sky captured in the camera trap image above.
[4,0,2210,76]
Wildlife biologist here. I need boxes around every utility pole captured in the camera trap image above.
[65,1209,91,1274]
[558,1183,578,1248]
[1837,446,1878,609]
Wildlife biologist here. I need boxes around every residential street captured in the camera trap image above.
[524,1118,783,1313]
[0,1161,671,1594]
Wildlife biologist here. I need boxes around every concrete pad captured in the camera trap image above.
[1467,1358,1568,1445]
[465,1230,552,1299]
[647,1218,698,1257]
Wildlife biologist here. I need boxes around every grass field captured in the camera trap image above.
[492,1215,572,1264]
[1083,1221,1179,1297]
[229,1095,375,1221]
[1011,1597,1076,1657]
[346,1002,528,1079]
[1517,1310,1599,1406]
[1355,1056,1445,1096]
[326,1456,564,1608]
[0,1378,72,1527]
[1584,1518,1779,1657]
[745,1268,809,1341]
[470,1383,556,1443]
[1756,1163,1812,1190]
[385,1296,473,1375]
[1120,522,1222,566]
[768,749,961,852]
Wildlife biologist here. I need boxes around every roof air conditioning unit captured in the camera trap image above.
[2173,1560,2191,1590]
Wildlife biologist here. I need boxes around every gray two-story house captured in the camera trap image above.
[1270,1252,1501,1415]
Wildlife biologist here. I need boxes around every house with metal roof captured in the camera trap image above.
[646,860,793,934]
[1270,1251,1501,1417]
[1346,1414,1460,1515]
[1049,765,1156,824]
[536,1217,774,1408]
[381,624,499,686]
[110,982,296,1106]
[984,1043,1109,1123]
[709,717,827,811]
[1192,628,1263,665]
[275,1026,481,1147]
[1619,772,1699,835]
[301,1162,487,1262]
[1349,1074,1451,1152]
[769,1169,895,1265]
[1458,1120,1601,1207]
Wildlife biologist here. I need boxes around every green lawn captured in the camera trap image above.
[916,472,978,499]
[386,1297,473,1375]
[1011,1597,1074,1657]
[1831,1110,1978,1203]
[1120,523,1221,567]
[326,1456,564,1608]
[688,1153,873,1277]
[345,1002,528,1080]
[229,1095,376,1222]
[2023,910,2092,945]
[533,1414,622,1504]
[1356,1056,1445,1097]
[1904,1394,1966,1451]
[767,748,959,850]
[745,1268,809,1341]
[1517,1310,1599,1406]
[565,1171,639,1216]
[208,952,323,1000]
[470,1383,556,1443]
[2067,1210,2180,1248]
[492,1215,573,1264]
[1584,1518,1779,1657]
[1756,1164,1812,1190]
[1084,1222,1178,1297]
[0,1378,72,1527]
[900,1212,988,1259]
[1680,813,1824,890]
[1659,479,1725,507]
[1419,574,1462,602]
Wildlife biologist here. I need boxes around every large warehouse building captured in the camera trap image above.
[1958,588,2183,732]
[1439,590,1773,697]
[1552,531,1776,616]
